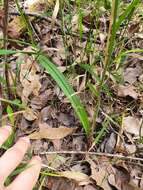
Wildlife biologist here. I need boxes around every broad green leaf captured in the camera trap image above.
[38,55,91,136]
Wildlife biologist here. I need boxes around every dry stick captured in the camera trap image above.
[40,151,143,162]
[3,0,11,99]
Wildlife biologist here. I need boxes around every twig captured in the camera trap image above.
[9,11,59,25]
[40,151,143,162]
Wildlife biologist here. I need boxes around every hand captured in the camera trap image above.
[0,126,41,190]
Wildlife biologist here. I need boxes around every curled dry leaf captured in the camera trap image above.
[123,116,143,136]
[29,123,76,139]
[59,171,90,185]
[117,85,138,99]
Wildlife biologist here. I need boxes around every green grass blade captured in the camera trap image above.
[115,0,140,31]
[38,55,91,136]
[0,49,17,55]
[0,49,35,55]
[0,76,6,84]
[0,98,25,108]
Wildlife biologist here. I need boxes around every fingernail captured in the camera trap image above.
[20,136,30,144]
[4,125,12,133]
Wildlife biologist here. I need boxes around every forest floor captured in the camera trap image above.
[0,0,143,189]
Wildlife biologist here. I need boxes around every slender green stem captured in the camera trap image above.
[91,0,119,133]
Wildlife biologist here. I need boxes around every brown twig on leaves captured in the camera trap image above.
[40,150,143,162]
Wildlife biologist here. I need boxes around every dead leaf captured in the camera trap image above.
[88,158,112,190]
[124,65,142,84]
[8,0,53,38]
[139,74,143,82]
[72,136,87,151]
[31,89,53,110]
[52,139,61,150]
[45,177,76,190]
[128,23,140,34]
[58,113,75,126]
[24,0,54,13]
[8,16,26,38]
[23,107,38,121]
[125,144,136,154]
[100,132,116,153]
[59,171,90,185]
[123,116,142,136]
[117,85,138,99]
[46,154,66,169]
[19,55,41,104]
[29,123,76,139]
[108,166,142,190]
[108,166,130,190]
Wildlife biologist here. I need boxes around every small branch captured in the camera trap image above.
[40,151,143,162]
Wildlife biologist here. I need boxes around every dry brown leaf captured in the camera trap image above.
[123,116,142,136]
[108,166,130,190]
[88,158,112,190]
[23,107,38,121]
[31,89,53,110]
[58,113,75,126]
[46,154,66,169]
[124,65,142,84]
[8,16,26,38]
[117,85,138,99]
[8,0,53,38]
[108,166,142,190]
[25,0,54,13]
[29,124,76,139]
[125,144,136,154]
[59,171,90,184]
[19,55,41,104]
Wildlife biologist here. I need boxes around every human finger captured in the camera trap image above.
[0,137,30,183]
[0,126,12,147]
[6,156,41,190]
